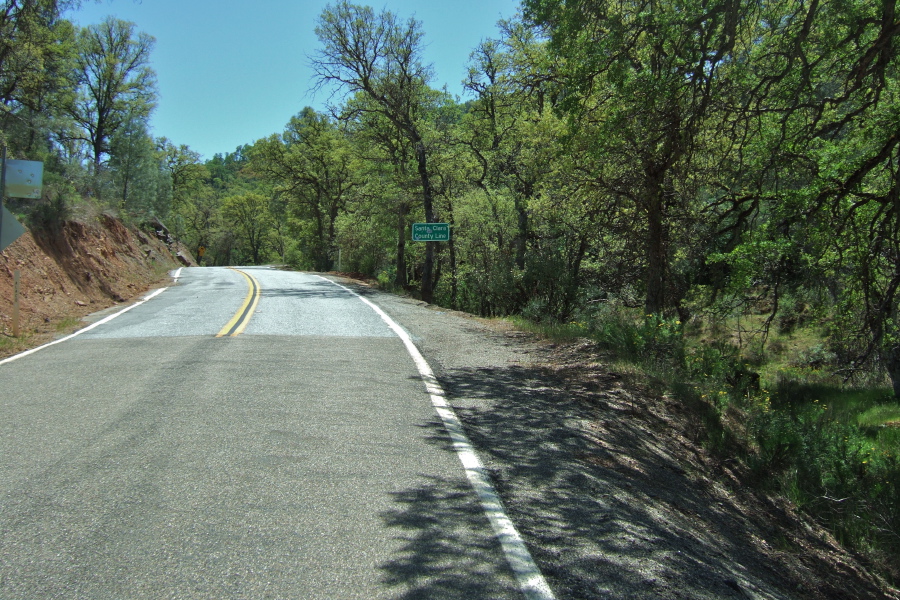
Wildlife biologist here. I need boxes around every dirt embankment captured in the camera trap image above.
[0,215,192,355]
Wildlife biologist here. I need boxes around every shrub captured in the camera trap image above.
[586,307,686,367]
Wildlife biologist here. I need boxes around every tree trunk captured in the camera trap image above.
[315,210,328,271]
[396,203,408,288]
[328,207,339,271]
[93,140,104,172]
[562,236,589,320]
[644,179,667,315]
[448,200,458,310]
[877,304,900,398]
[883,343,900,398]
[515,198,528,270]
[415,141,435,303]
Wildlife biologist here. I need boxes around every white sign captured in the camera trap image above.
[4,159,43,199]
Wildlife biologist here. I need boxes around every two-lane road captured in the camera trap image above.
[0,267,550,599]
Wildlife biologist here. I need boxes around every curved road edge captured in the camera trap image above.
[317,275,557,600]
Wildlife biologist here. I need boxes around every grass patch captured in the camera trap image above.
[0,334,15,351]
[719,374,899,581]
[505,315,588,342]
[55,317,82,332]
[858,404,900,428]
[0,330,30,359]
[771,380,892,416]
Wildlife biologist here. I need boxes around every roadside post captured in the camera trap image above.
[13,270,20,337]
[0,146,4,244]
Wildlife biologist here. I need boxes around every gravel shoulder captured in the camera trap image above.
[334,275,900,600]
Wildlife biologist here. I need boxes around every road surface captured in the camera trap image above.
[0,267,550,600]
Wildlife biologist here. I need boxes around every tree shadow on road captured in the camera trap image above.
[380,360,894,600]
[377,472,522,599]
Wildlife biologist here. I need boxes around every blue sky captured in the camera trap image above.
[67,0,522,160]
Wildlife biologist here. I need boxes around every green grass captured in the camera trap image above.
[55,317,82,332]
[858,403,900,428]
[504,315,588,342]
[772,380,891,413]
[736,380,899,580]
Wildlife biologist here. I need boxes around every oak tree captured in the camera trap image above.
[313,1,439,301]
[69,16,156,169]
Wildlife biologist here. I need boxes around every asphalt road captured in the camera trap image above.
[0,267,542,599]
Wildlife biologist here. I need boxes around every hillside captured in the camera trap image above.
[0,215,193,358]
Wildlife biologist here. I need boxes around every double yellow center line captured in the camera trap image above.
[216,268,261,337]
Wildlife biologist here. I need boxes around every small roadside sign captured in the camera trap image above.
[411,223,450,242]
[0,152,40,252]
[4,159,43,199]
[0,205,26,252]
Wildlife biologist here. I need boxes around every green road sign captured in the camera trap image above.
[411,223,450,242]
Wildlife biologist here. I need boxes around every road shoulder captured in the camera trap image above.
[328,275,899,600]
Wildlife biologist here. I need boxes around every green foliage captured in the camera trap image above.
[5,0,900,583]
[221,192,272,265]
[69,16,156,168]
[248,108,357,271]
[283,240,306,270]
[159,139,206,216]
[859,404,900,429]
[569,304,900,575]
[0,0,76,115]
[108,113,164,216]
[745,385,900,568]
[20,170,76,231]
[314,1,441,300]
[505,315,587,342]
[585,307,687,368]
[438,188,520,315]
[376,265,397,291]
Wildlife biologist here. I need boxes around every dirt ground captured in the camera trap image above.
[0,215,191,358]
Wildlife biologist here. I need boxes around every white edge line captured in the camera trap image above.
[315,275,556,600]
[0,285,170,367]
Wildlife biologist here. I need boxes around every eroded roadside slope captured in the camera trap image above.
[0,215,190,357]
[341,276,900,600]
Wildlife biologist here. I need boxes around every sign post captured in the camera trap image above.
[411,223,450,242]
[13,269,20,338]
